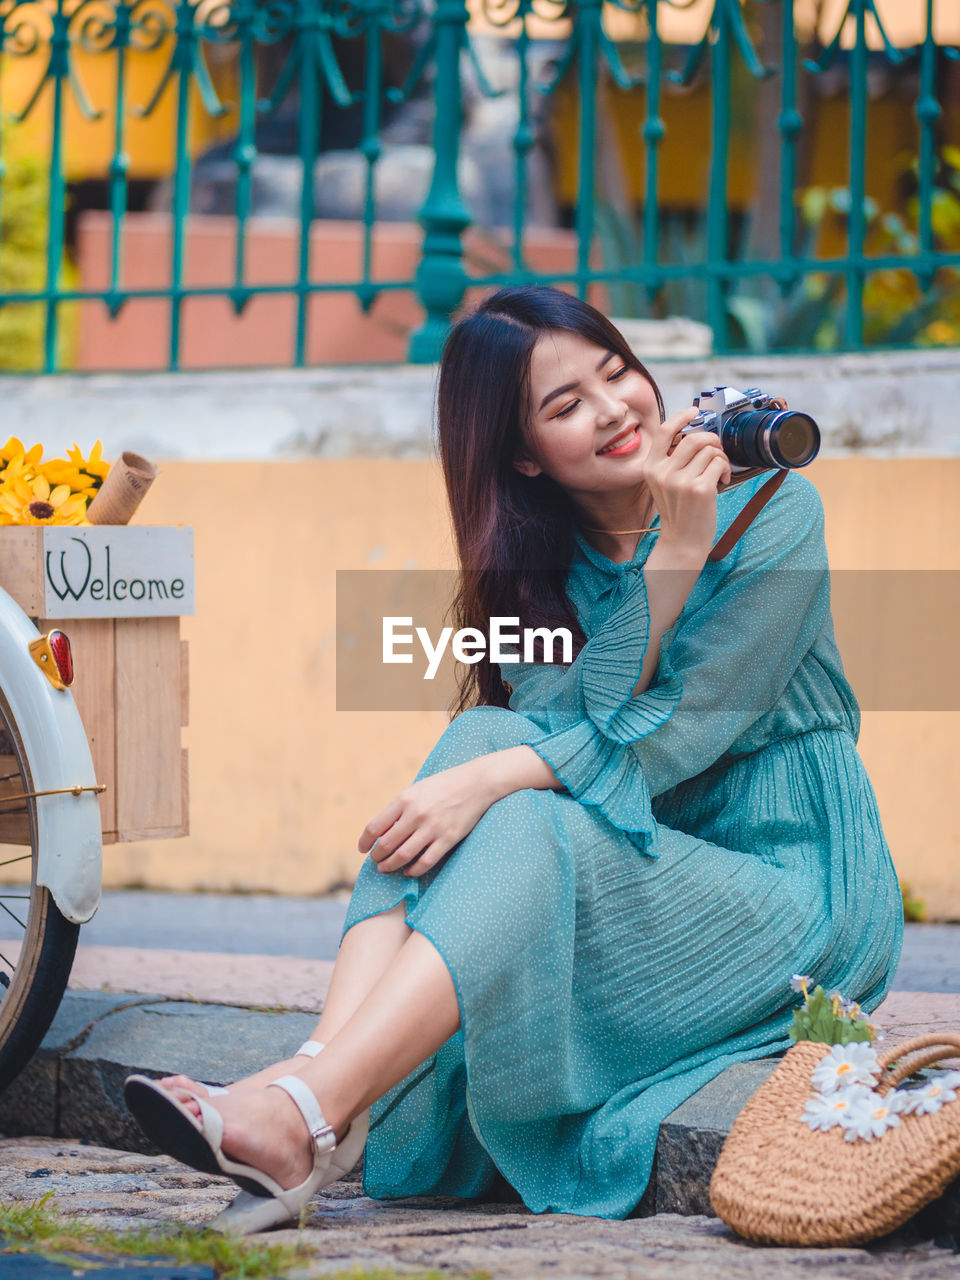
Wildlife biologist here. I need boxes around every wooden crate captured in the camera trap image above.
[0,526,193,843]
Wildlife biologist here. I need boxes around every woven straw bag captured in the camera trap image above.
[710,1033,960,1246]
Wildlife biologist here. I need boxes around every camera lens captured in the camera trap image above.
[719,409,820,469]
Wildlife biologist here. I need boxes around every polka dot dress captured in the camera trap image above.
[340,469,903,1219]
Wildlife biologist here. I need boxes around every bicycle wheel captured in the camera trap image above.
[0,686,80,1094]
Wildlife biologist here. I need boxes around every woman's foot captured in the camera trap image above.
[124,1058,368,1234]
[202,1080,351,1192]
[159,1058,298,1112]
[160,1041,326,1116]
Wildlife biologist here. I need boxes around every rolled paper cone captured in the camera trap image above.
[86,451,158,526]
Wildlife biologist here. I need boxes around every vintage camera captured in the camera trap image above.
[678,385,820,473]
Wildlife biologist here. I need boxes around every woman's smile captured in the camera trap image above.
[597,424,642,457]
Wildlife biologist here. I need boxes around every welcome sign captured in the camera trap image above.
[40,527,195,618]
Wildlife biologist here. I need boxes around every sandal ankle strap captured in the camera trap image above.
[268,1075,336,1157]
[295,1040,325,1058]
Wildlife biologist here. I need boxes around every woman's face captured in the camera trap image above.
[514,330,662,497]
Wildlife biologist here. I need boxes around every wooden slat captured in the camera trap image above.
[115,617,183,839]
[181,747,189,836]
[0,754,30,845]
[180,639,189,728]
[0,529,44,616]
[40,617,117,839]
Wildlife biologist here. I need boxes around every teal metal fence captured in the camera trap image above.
[0,0,957,370]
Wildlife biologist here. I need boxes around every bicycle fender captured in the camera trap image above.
[0,587,102,924]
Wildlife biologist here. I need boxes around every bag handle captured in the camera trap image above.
[876,1033,960,1092]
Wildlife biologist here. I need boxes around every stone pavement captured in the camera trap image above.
[0,938,958,1236]
[0,908,958,1275]
[0,1137,958,1279]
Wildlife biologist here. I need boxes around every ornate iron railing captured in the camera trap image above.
[0,0,956,370]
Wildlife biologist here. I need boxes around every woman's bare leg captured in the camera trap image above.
[161,901,412,1103]
[313,900,413,1041]
[207,927,461,1191]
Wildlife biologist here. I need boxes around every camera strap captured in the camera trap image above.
[707,468,789,562]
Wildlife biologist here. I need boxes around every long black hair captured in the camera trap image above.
[437,285,665,715]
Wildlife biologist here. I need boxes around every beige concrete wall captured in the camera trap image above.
[102,457,960,918]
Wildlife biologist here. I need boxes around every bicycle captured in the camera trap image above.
[0,584,103,1093]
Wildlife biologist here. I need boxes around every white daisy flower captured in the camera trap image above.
[896,1070,960,1116]
[811,1042,881,1094]
[801,1085,871,1132]
[790,974,812,994]
[841,1091,902,1142]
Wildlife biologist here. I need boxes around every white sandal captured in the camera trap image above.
[208,1038,372,1235]
[123,1065,369,1234]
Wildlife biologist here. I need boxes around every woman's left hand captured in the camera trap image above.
[358,758,501,877]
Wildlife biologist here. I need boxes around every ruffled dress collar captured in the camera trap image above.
[567,520,662,637]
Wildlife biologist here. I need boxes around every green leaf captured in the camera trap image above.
[801,187,829,226]
[725,296,770,353]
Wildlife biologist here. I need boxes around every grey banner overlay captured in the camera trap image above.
[336,570,960,713]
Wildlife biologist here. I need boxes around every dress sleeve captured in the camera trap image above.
[501,471,831,857]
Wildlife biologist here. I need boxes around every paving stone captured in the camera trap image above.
[1,1140,959,1280]
[38,992,153,1051]
[66,945,332,1013]
[4,990,959,1218]
[0,1257,215,1279]
[0,994,156,1138]
[69,1000,319,1086]
[654,1060,779,1215]
[0,1059,58,1139]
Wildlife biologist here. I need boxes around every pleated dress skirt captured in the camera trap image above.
[339,704,904,1220]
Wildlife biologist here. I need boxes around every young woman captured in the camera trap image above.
[124,285,903,1232]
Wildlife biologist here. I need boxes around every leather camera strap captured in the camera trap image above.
[707,468,788,562]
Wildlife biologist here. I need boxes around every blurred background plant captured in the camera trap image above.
[901,880,928,924]
[596,144,960,354]
[0,134,78,371]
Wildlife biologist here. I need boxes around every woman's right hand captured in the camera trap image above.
[640,408,733,560]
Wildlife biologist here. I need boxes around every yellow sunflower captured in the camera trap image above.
[0,442,38,488]
[0,473,88,526]
[41,440,110,500]
[0,437,43,467]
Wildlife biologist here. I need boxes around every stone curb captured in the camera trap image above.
[1,991,958,1233]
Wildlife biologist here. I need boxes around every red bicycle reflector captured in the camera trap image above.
[28,630,74,691]
[48,631,74,687]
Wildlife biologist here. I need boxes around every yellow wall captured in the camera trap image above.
[1,30,237,180]
[93,457,959,917]
[552,72,953,218]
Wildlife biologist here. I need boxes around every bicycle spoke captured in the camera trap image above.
[0,854,31,870]
[0,947,16,970]
[0,895,29,900]
[0,901,26,931]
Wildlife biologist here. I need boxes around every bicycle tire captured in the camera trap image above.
[0,685,81,1095]
[0,888,79,1094]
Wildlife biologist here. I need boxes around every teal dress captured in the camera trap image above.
[339,469,903,1219]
